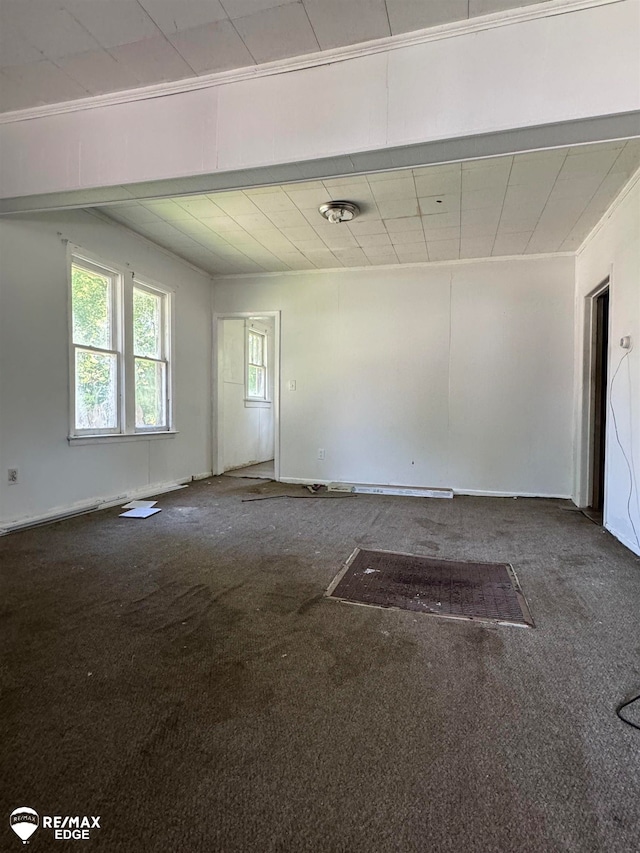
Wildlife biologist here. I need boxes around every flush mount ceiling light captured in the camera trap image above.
[318,201,360,224]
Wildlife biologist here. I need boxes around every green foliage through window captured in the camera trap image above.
[72,265,111,349]
[135,358,166,428]
[72,264,116,429]
[75,350,117,429]
[133,287,161,358]
[134,287,166,428]
[71,257,170,434]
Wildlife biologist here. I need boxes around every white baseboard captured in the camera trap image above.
[279,477,333,486]
[453,489,572,499]
[280,477,452,498]
[329,482,453,498]
[604,523,640,557]
[0,477,193,536]
[279,478,571,500]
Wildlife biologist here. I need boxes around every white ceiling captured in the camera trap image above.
[97,139,640,275]
[0,0,552,112]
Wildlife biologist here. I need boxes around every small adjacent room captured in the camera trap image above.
[1,1,639,851]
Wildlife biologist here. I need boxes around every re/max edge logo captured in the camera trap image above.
[43,815,101,839]
[10,807,101,844]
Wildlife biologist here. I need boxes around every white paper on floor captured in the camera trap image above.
[119,507,162,519]
[121,500,158,509]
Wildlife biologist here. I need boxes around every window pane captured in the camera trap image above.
[248,365,265,398]
[75,349,118,430]
[135,358,166,428]
[133,288,162,359]
[72,265,112,349]
[248,331,264,366]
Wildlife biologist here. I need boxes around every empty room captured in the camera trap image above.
[1,1,639,851]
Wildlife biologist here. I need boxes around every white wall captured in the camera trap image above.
[0,211,213,529]
[1,0,638,200]
[213,256,575,496]
[221,317,274,470]
[575,177,640,555]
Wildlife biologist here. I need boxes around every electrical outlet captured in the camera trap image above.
[8,468,18,485]
[317,448,325,461]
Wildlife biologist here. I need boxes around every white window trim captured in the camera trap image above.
[67,246,175,441]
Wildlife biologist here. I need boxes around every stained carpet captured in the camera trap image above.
[1,477,639,852]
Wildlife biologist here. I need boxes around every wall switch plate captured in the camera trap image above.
[8,468,18,484]
[288,380,296,391]
[317,448,325,460]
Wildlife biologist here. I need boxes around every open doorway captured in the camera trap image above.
[215,312,280,480]
[588,283,610,520]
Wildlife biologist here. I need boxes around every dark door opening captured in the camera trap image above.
[590,286,609,516]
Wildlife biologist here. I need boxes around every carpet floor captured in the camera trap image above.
[1,477,639,852]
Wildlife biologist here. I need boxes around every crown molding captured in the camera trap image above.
[0,0,622,126]
[212,252,576,282]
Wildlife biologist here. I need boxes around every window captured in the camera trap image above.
[246,324,268,402]
[70,251,172,437]
[71,260,120,433]
[134,285,168,430]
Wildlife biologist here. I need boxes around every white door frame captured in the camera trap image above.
[213,311,281,479]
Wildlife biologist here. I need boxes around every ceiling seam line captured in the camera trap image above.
[491,155,516,257]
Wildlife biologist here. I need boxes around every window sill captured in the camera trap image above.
[68,431,178,446]
[244,400,271,409]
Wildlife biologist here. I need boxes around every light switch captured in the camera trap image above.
[288,380,296,391]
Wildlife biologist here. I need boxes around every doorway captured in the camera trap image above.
[589,284,609,518]
[215,312,280,480]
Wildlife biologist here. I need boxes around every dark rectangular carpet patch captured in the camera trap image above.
[328,549,533,627]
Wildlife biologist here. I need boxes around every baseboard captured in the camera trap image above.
[281,477,452,498]
[279,478,569,500]
[0,477,193,536]
[604,523,640,557]
[279,477,333,486]
[329,482,453,498]
[453,489,572,499]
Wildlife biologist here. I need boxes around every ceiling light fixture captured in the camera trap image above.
[318,201,360,224]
